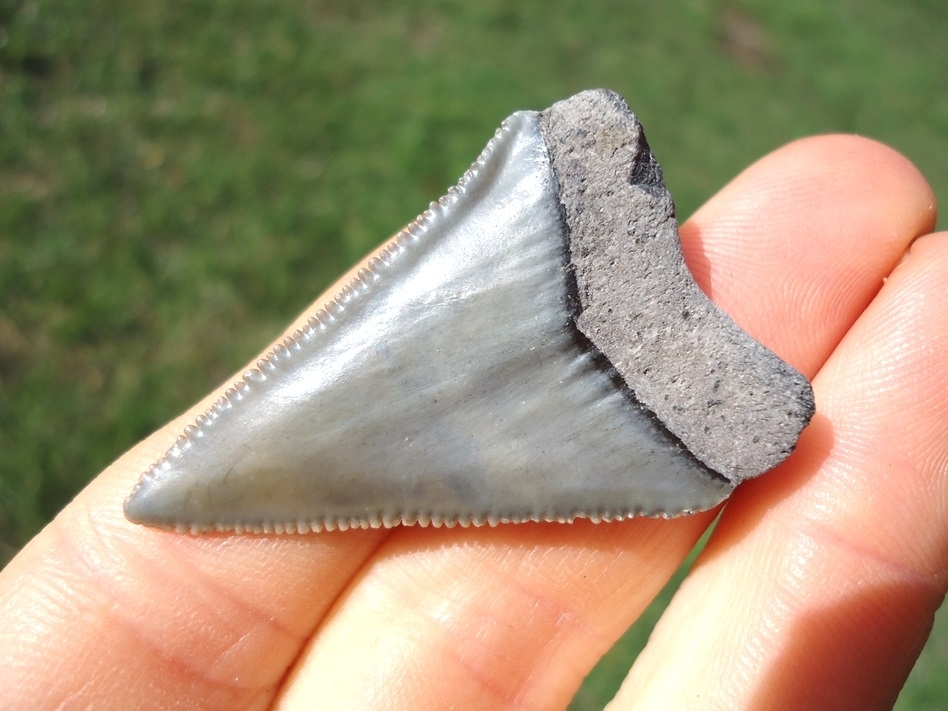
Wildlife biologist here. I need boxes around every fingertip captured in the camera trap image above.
[900,229,948,269]
[680,133,937,377]
[701,133,936,231]
[786,133,937,234]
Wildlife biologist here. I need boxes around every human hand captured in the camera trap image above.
[0,134,941,710]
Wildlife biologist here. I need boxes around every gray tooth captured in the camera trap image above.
[124,90,814,534]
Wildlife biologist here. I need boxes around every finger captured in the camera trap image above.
[610,233,948,710]
[0,427,388,709]
[683,133,937,372]
[274,136,935,710]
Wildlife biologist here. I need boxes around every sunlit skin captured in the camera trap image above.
[0,134,942,710]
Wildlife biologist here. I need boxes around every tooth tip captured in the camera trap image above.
[122,486,159,527]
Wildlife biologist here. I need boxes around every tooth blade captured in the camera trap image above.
[124,109,733,533]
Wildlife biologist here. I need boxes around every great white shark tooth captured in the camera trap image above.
[125,89,815,534]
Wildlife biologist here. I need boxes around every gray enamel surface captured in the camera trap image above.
[124,111,733,533]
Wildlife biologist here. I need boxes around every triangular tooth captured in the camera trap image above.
[125,90,813,534]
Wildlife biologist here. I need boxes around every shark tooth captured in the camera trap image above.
[124,89,814,534]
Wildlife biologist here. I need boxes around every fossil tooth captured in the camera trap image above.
[124,89,814,534]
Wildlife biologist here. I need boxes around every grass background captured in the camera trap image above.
[1,0,946,707]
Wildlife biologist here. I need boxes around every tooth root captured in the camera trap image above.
[540,90,814,482]
[124,90,813,534]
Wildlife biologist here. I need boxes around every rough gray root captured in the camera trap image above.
[538,89,815,482]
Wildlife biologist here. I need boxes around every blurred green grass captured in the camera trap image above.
[1,1,945,707]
